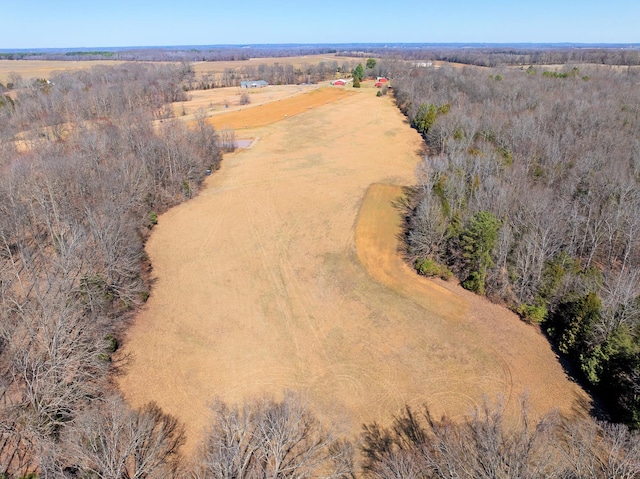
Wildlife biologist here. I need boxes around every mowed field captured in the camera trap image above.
[118,84,590,450]
[177,84,354,129]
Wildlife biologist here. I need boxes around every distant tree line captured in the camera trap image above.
[338,47,640,67]
[393,60,640,426]
[187,59,360,90]
[427,47,640,67]
[3,45,639,67]
[0,45,345,62]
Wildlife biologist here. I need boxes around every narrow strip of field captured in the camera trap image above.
[118,86,589,452]
[201,87,352,130]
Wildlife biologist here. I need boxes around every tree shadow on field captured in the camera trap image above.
[392,185,419,262]
[540,328,611,422]
[416,144,430,158]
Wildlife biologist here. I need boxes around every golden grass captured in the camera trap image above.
[118,87,589,454]
[200,87,353,130]
[0,60,126,83]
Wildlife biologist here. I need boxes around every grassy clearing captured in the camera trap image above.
[117,86,589,452]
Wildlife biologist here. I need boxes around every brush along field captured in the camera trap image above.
[118,85,589,450]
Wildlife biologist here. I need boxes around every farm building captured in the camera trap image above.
[241,80,269,88]
[331,79,347,86]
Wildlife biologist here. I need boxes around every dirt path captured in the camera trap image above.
[118,87,589,451]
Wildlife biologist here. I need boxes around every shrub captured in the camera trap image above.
[104,334,118,353]
[462,271,485,295]
[416,258,453,280]
[515,303,547,323]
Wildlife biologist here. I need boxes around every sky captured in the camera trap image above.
[1,0,639,49]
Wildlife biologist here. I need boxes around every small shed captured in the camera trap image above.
[241,80,269,88]
[332,79,347,86]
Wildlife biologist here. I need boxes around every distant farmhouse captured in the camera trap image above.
[241,80,269,88]
[411,62,433,68]
[374,77,388,87]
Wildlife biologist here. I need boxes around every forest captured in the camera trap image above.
[0,62,224,476]
[394,61,640,427]
[0,52,638,477]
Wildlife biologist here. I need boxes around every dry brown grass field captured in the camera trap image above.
[117,85,590,452]
[196,86,354,130]
[0,59,125,83]
[173,84,318,119]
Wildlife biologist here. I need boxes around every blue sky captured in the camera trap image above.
[2,0,638,49]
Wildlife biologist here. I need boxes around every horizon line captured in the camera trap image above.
[2,41,640,53]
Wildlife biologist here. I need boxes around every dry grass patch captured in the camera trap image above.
[173,84,319,118]
[199,87,353,130]
[0,59,125,83]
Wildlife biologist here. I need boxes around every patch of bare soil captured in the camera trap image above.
[117,87,589,453]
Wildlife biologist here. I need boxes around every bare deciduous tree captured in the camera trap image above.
[362,397,563,479]
[65,397,185,479]
[193,393,354,479]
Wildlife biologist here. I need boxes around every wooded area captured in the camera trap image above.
[394,61,640,426]
[361,47,640,67]
[0,62,222,477]
[187,59,360,89]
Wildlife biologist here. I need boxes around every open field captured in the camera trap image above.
[0,59,126,83]
[173,84,320,119]
[118,86,589,451]
[174,81,377,133]
[199,86,354,130]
